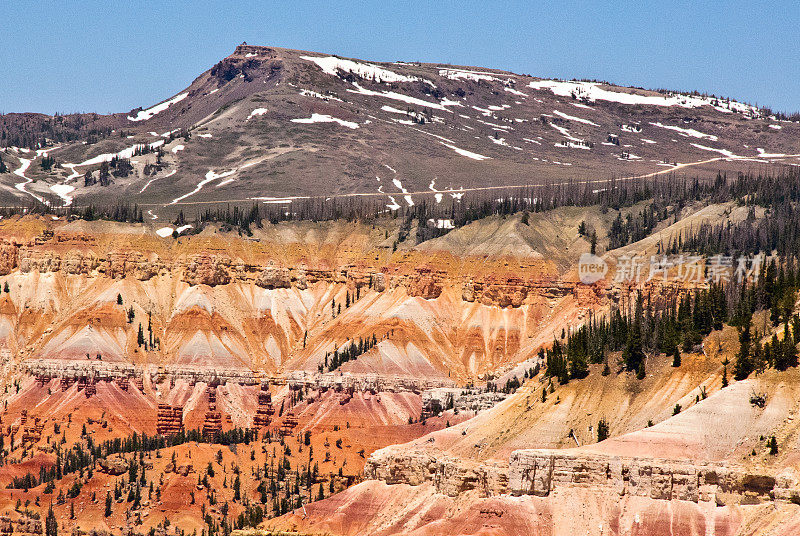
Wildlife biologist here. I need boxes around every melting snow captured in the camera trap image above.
[291,113,359,129]
[529,80,760,115]
[128,93,188,122]
[247,108,268,121]
[301,55,433,85]
[439,142,490,160]
[386,195,401,211]
[549,123,584,142]
[691,143,736,158]
[427,218,454,229]
[349,83,448,111]
[650,122,718,141]
[504,87,528,97]
[170,169,236,205]
[73,140,165,167]
[439,68,511,84]
[140,169,176,194]
[49,184,75,206]
[172,144,185,153]
[756,148,788,158]
[299,88,342,102]
[553,110,599,126]
[155,225,191,238]
[555,141,590,150]
[13,158,45,203]
[381,105,407,114]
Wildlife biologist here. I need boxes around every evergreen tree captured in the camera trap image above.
[733,315,753,380]
[623,321,646,374]
[636,360,646,380]
[769,435,778,455]
[721,358,729,387]
[45,504,57,536]
[672,347,681,367]
[596,419,609,442]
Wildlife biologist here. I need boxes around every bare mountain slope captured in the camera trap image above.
[1,44,798,218]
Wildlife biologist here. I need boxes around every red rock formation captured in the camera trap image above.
[202,387,223,441]
[84,379,97,398]
[21,417,44,444]
[253,383,275,428]
[156,404,184,436]
[280,411,298,436]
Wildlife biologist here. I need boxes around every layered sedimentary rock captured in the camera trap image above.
[202,387,222,440]
[252,383,275,428]
[508,449,778,505]
[156,404,184,436]
[364,448,507,497]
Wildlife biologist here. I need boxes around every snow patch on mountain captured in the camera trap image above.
[553,110,599,126]
[72,140,165,167]
[247,108,268,121]
[299,89,343,102]
[349,83,448,111]
[291,113,359,129]
[529,80,759,115]
[302,55,433,85]
[128,93,188,122]
[439,142,490,160]
[650,122,718,141]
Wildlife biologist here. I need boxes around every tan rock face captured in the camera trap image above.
[508,449,777,505]
[365,447,507,497]
[183,254,232,286]
[256,266,291,288]
[98,456,129,476]
[0,243,18,275]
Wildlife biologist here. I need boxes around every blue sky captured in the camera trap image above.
[2,1,798,115]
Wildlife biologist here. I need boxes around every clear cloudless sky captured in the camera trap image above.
[2,0,798,115]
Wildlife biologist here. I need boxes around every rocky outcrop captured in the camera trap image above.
[256,266,291,288]
[98,456,129,476]
[4,229,592,310]
[365,448,507,497]
[508,449,777,505]
[202,387,222,441]
[286,370,455,393]
[405,269,443,299]
[0,243,19,275]
[183,254,232,286]
[252,383,275,427]
[156,403,184,436]
[0,515,42,535]
[422,387,507,416]
[370,272,386,292]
